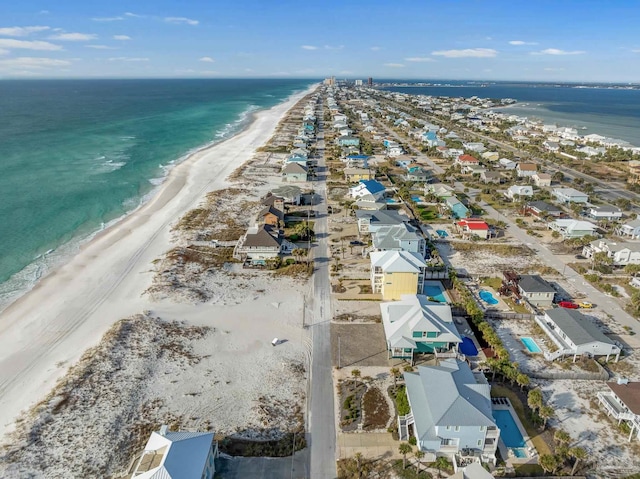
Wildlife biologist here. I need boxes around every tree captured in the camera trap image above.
[434,456,450,478]
[351,369,361,388]
[539,404,554,429]
[592,251,613,269]
[569,446,588,475]
[554,429,571,447]
[398,442,412,469]
[624,263,640,276]
[539,454,559,474]
[551,230,561,241]
[527,389,543,413]
[390,367,400,390]
[414,449,425,474]
[516,373,530,391]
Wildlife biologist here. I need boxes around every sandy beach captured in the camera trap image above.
[0,83,316,447]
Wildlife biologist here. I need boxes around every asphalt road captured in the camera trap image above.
[477,199,640,336]
[308,109,338,478]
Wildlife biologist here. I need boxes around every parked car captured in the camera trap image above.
[349,240,364,246]
[558,301,580,309]
[579,302,595,309]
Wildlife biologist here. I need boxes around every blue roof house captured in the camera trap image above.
[349,179,386,201]
[338,136,360,147]
[445,196,469,219]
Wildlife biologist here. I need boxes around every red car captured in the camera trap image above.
[558,301,579,309]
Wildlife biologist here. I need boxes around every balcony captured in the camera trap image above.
[486,427,500,439]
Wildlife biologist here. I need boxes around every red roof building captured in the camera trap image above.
[455,218,490,239]
[455,154,480,166]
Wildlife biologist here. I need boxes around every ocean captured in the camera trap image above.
[380,82,640,146]
[0,79,314,311]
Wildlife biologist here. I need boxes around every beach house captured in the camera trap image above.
[356,209,409,234]
[525,201,563,219]
[406,165,431,183]
[398,359,499,465]
[380,294,462,361]
[281,162,308,182]
[536,308,620,361]
[597,380,640,442]
[505,185,533,201]
[260,192,285,213]
[549,219,598,239]
[587,205,623,221]
[233,224,294,264]
[338,136,360,147]
[445,196,469,219]
[481,171,502,184]
[426,183,455,199]
[372,223,426,256]
[515,274,556,307]
[349,179,386,201]
[344,168,374,183]
[455,218,491,240]
[583,239,640,266]
[455,155,479,168]
[516,163,537,177]
[552,187,589,204]
[532,173,552,187]
[131,426,218,479]
[256,205,284,227]
[617,218,640,239]
[370,250,427,300]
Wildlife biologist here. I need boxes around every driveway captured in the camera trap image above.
[217,450,309,479]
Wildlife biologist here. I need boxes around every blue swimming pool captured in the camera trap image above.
[412,195,422,202]
[459,336,479,356]
[386,198,398,204]
[493,409,526,450]
[479,290,499,305]
[435,229,448,238]
[423,284,447,303]
[521,337,542,353]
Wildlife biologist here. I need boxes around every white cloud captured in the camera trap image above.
[113,35,131,40]
[301,45,318,50]
[0,48,8,55]
[199,56,215,63]
[370,46,381,51]
[631,49,640,53]
[324,44,344,50]
[0,26,50,36]
[124,12,144,18]
[532,48,586,55]
[92,16,124,22]
[0,56,71,69]
[0,39,62,51]
[509,40,538,45]
[108,57,149,62]
[39,10,50,15]
[431,48,497,58]
[164,17,199,26]
[49,32,97,41]
[404,57,435,62]
[384,63,405,68]
[85,45,117,50]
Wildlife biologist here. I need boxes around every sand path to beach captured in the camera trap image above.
[0,86,314,438]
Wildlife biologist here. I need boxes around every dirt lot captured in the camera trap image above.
[331,323,389,368]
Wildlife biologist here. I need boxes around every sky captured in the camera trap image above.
[1,0,640,82]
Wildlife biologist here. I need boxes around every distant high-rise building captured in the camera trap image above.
[367,77,373,86]
[324,76,336,86]
[354,79,363,86]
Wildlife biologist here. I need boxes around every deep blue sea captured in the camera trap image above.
[380,82,640,146]
[0,79,313,310]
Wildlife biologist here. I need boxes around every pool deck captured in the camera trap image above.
[492,399,538,466]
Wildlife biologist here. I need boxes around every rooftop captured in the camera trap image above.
[607,382,640,415]
[545,308,615,346]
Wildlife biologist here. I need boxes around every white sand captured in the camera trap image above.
[0,85,316,440]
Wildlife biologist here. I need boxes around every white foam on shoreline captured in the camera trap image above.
[0,90,310,316]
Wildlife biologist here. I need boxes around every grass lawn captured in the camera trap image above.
[503,297,530,314]
[490,385,552,456]
[480,277,502,290]
[416,206,438,222]
[514,463,545,476]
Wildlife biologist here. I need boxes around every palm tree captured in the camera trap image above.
[398,442,412,469]
[569,446,588,475]
[539,454,559,474]
[554,429,571,447]
[527,389,543,414]
[390,367,400,390]
[434,456,450,478]
[414,449,425,474]
[516,373,530,391]
[351,369,361,389]
[539,405,554,429]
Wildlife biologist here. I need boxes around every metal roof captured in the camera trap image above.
[545,308,615,346]
[518,275,555,294]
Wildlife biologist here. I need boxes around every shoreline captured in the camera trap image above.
[0,83,318,439]
[0,96,291,315]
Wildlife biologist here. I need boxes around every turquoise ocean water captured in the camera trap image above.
[0,79,314,311]
[381,82,640,146]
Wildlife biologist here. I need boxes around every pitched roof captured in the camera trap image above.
[373,224,423,250]
[518,274,554,294]
[282,163,308,174]
[258,205,284,221]
[370,250,427,273]
[517,162,537,171]
[356,209,408,226]
[553,187,587,197]
[527,201,561,213]
[458,154,478,163]
[242,224,282,248]
[260,192,284,208]
[545,308,615,346]
[381,294,462,349]
[404,359,495,443]
[457,218,489,230]
[607,382,640,415]
[359,179,386,195]
[133,429,214,479]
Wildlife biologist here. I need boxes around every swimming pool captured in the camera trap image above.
[479,290,499,305]
[435,229,448,238]
[521,337,542,353]
[493,409,526,455]
[386,198,398,204]
[411,195,422,202]
[459,336,479,356]
[423,284,447,303]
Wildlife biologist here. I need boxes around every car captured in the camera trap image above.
[349,240,364,246]
[579,302,595,309]
[558,301,580,309]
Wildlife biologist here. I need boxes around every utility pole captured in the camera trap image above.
[338,335,341,369]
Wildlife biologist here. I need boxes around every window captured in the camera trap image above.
[446,425,451,430]
[477,439,482,446]
[426,331,439,338]
[413,331,423,338]
[455,426,460,431]
[479,426,485,431]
